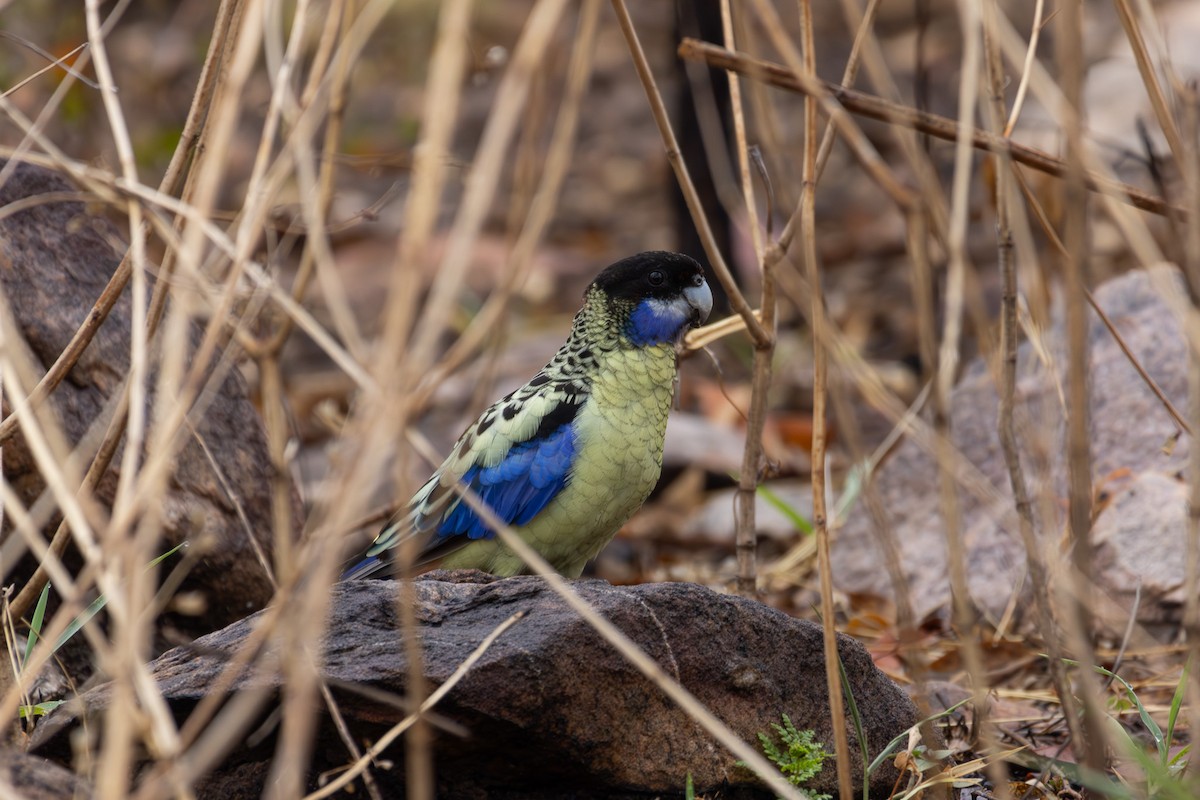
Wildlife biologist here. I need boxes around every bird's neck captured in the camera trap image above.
[541,293,680,385]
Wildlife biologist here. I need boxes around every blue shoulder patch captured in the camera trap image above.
[437,420,577,541]
[627,297,687,346]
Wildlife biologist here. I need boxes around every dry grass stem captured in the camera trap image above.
[678,38,1183,219]
[408,0,603,416]
[722,0,769,599]
[405,0,568,375]
[792,0,852,795]
[610,0,770,348]
[303,611,526,800]
[1003,0,1045,136]
[1056,0,1110,774]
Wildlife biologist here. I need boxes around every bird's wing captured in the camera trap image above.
[343,378,587,579]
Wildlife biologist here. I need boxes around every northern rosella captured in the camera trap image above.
[344,251,713,580]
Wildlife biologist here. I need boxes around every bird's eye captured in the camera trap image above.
[691,273,704,286]
[647,270,665,286]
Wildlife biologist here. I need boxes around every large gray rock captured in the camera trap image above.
[34,572,924,798]
[832,267,1191,635]
[0,160,288,638]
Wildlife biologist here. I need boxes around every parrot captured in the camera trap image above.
[343,251,713,580]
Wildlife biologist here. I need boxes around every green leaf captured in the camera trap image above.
[1090,663,1166,764]
[17,700,63,718]
[756,485,813,535]
[836,652,869,800]
[52,541,188,652]
[1165,656,1190,761]
[22,583,52,669]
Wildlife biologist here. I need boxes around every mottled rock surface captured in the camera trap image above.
[0,160,286,638]
[0,749,92,800]
[35,572,924,798]
[832,266,1191,635]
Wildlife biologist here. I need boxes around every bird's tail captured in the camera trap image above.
[340,511,418,581]
[341,554,389,581]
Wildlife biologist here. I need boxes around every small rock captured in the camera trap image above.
[832,266,1192,633]
[1092,470,1190,638]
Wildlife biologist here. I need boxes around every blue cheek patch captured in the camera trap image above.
[627,298,687,346]
[437,422,576,540]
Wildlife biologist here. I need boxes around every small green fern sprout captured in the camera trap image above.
[739,714,832,800]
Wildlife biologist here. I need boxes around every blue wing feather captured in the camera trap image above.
[343,383,584,580]
[437,420,576,541]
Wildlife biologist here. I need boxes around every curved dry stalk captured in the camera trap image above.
[1003,0,1045,137]
[1113,0,1186,171]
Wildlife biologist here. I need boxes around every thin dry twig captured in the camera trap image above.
[1057,0,1110,773]
[1003,0,1045,137]
[303,611,526,800]
[676,39,1183,218]
[1014,165,1191,436]
[720,0,768,601]
[610,0,770,348]
[793,1,850,796]
[1113,0,1186,170]
[1182,76,1200,745]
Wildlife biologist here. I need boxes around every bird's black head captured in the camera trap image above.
[589,251,714,346]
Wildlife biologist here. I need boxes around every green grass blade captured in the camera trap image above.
[1090,663,1166,763]
[22,583,52,669]
[756,484,813,535]
[53,594,107,652]
[835,653,870,800]
[17,700,64,719]
[148,541,187,568]
[1165,655,1190,757]
[51,541,188,652]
